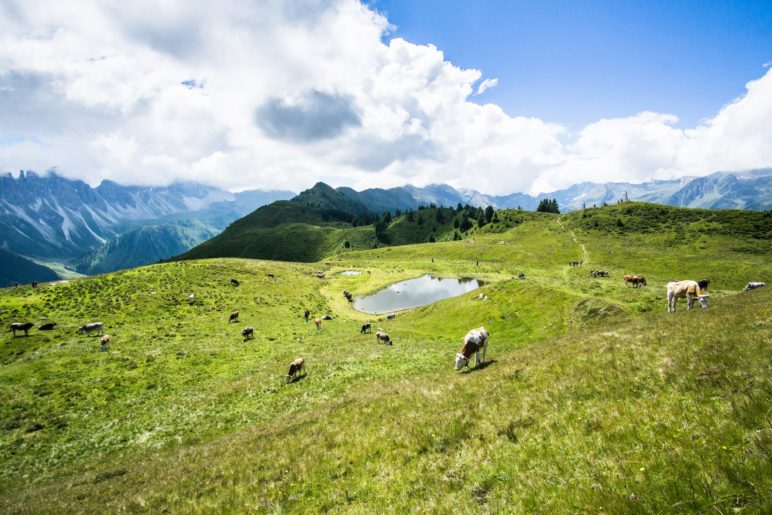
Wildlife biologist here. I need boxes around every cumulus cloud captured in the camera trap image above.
[0,0,770,195]
[257,90,361,142]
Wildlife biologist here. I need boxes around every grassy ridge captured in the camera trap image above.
[0,204,770,512]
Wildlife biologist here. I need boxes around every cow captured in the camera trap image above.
[31,281,38,288]
[187,294,196,303]
[633,276,647,287]
[10,322,34,337]
[241,326,254,340]
[230,278,240,287]
[360,323,372,334]
[321,315,333,320]
[343,290,353,302]
[455,326,490,371]
[314,318,322,330]
[698,279,709,291]
[304,309,310,322]
[743,282,766,291]
[375,331,392,345]
[517,272,526,280]
[666,280,709,313]
[386,313,396,320]
[229,311,239,323]
[267,274,275,279]
[99,335,110,351]
[591,270,609,278]
[78,322,105,336]
[39,322,57,330]
[285,357,307,384]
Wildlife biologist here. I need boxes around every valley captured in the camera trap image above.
[0,204,769,512]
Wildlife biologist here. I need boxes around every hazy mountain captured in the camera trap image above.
[0,170,293,269]
[73,220,219,275]
[666,169,772,210]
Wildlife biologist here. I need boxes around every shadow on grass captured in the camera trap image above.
[461,359,497,374]
[286,373,308,385]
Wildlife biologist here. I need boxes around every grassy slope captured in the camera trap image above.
[0,204,770,512]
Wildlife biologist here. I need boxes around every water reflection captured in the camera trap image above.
[339,270,363,276]
[353,274,481,314]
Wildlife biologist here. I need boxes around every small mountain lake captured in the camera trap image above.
[353,274,481,314]
[339,270,363,276]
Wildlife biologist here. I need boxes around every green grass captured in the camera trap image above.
[0,204,770,512]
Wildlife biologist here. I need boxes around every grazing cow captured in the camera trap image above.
[455,326,490,371]
[386,313,396,320]
[230,278,240,286]
[743,282,766,291]
[241,326,254,340]
[267,273,275,279]
[375,331,392,345]
[31,281,38,288]
[343,290,353,302]
[78,322,105,336]
[632,276,646,287]
[99,335,110,351]
[591,270,609,278]
[322,314,333,320]
[698,279,709,291]
[39,322,56,330]
[229,311,239,323]
[285,357,307,383]
[10,322,34,337]
[304,309,310,322]
[314,318,322,330]
[360,323,372,334]
[666,280,709,313]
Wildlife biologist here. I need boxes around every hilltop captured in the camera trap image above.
[0,203,769,511]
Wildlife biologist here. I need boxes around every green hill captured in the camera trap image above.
[0,204,769,512]
[0,248,59,286]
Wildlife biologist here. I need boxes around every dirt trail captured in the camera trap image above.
[556,216,589,264]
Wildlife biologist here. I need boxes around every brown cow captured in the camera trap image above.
[667,280,708,313]
[229,311,239,323]
[314,318,322,330]
[99,335,110,351]
[285,357,307,383]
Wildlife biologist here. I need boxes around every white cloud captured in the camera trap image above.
[475,78,498,95]
[0,0,770,196]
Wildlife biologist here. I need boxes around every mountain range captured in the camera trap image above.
[1,168,770,282]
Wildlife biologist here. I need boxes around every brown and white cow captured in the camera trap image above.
[285,357,307,383]
[455,326,490,371]
[99,335,110,351]
[667,280,708,313]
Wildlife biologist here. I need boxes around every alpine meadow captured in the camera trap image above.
[3,1,772,513]
[1,203,770,512]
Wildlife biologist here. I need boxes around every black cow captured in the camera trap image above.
[360,323,372,334]
[10,322,34,337]
[697,279,709,291]
[230,278,240,286]
[39,322,57,330]
[241,326,254,340]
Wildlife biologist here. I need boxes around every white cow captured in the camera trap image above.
[666,280,708,313]
[455,326,490,371]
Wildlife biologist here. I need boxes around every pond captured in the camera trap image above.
[353,274,481,314]
[339,270,363,276]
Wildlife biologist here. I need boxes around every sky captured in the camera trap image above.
[0,0,771,195]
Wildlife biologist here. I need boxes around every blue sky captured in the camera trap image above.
[1,0,771,194]
[367,0,772,128]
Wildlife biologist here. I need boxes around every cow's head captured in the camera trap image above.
[455,353,469,371]
[697,295,709,308]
